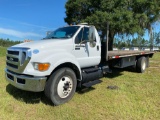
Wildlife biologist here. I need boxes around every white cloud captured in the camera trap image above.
[0,17,54,30]
[20,22,48,29]
[0,27,42,38]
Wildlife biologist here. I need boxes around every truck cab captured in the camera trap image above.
[5,24,102,105]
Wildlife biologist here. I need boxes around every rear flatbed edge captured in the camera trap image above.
[108,51,155,60]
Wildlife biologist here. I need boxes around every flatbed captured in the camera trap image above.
[108,50,155,60]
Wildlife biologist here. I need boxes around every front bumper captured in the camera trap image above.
[5,69,47,92]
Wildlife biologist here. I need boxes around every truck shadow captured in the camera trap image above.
[104,67,136,78]
[77,86,96,94]
[6,84,53,106]
[6,84,96,105]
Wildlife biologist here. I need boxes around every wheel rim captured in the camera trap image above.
[57,76,73,98]
[142,61,146,70]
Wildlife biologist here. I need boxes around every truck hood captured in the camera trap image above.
[12,39,72,49]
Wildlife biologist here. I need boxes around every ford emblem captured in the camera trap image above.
[33,49,39,54]
[9,57,14,61]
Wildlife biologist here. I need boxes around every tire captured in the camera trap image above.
[136,57,147,73]
[44,67,77,105]
[146,56,149,68]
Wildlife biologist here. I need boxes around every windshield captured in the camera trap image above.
[44,26,80,39]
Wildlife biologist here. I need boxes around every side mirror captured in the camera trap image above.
[89,26,96,47]
[46,31,52,35]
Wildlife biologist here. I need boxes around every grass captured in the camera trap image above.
[0,46,7,57]
[0,47,160,120]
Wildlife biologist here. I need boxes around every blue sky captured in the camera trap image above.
[0,0,159,41]
[0,0,67,41]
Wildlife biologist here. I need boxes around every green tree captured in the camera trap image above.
[126,39,131,47]
[0,38,21,47]
[156,32,160,46]
[141,38,148,47]
[65,0,160,50]
[131,38,136,46]
[153,32,160,46]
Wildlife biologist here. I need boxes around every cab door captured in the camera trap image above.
[72,26,101,68]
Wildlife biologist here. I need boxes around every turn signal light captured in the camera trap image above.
[38,63,50,71]
[34,63,50,71]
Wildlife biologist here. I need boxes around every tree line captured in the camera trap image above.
[113,31,160,49]
[0,38,21,47]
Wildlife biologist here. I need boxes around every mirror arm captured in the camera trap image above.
[79,40,88,46]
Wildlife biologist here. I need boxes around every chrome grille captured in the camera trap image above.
[6,47,31,73]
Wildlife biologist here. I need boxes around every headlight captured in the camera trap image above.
[33,63,50,71]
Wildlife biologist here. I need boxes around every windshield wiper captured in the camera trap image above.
[50,37,58,39]
[43,37,58,40]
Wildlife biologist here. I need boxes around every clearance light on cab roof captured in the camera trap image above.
[78,23,88,25]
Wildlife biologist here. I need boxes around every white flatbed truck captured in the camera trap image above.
[5,24,154,105]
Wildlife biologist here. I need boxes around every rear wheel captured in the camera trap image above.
[45,67,77,105]
[136,57,147,73]
[146,56,149,68]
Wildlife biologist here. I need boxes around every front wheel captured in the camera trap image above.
[45,67,77,105]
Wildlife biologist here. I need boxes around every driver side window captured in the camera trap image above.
[75,27,89,44]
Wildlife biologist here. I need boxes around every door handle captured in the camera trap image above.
[75,47,80,50]
[75,44,85,50]
[75,44,85,47]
